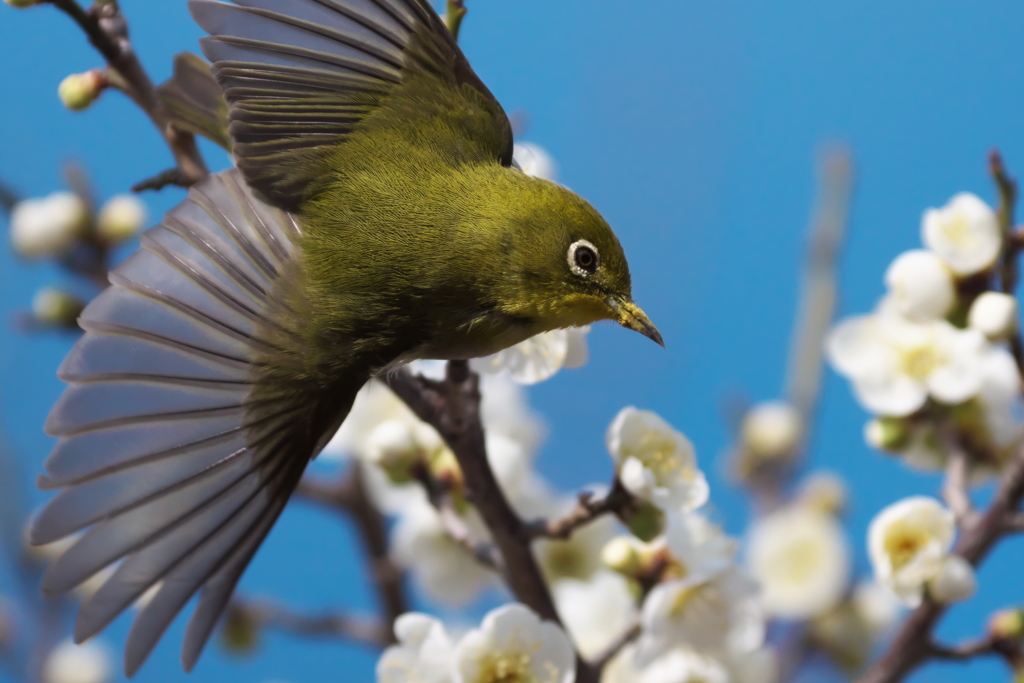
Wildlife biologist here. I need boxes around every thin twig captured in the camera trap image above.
[232,598,387,647]
[47,0,208,186]
[992,151,1024,376]
[527,478,632,540]
[586,619,641,672]
[295,465,408,643]
[939,424,978,527]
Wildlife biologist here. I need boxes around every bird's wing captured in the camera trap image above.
[157,52,231,151]
[188,0,514,209]
[31,170,349,676]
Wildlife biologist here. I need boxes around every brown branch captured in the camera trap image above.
[295,464,408,643]
[47,0,208,186]
[939,425,978,527]
[991,150,1024,376]
[527,478,632,540]
[231,598,387,647]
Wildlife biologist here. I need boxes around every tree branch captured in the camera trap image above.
[526,478,632,540]
[991,150,1024,376]
[231,598,387,647]
[47,0,208,187]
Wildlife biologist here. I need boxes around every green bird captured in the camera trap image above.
[30,0,662,675]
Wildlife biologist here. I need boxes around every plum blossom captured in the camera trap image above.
[827,302,987,416]
[512,141,558,182]
[927,555,977,605]
[606,407,709,513]
[377,613,456,683]
[96,194,146,243]
[968,291,1019,340]
[553,570,637,659]
[922,192,1001,276]
[454,604,575,683]
[42,639,112,683]
[10,191,88,259]
[472,327,589,384]
[740,401,803,460]
[884,249,955,321]
[868,497,955,606]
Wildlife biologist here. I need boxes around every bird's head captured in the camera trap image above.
[492,177,663,347]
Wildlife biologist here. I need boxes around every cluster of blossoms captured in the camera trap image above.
[826,191,1020,607]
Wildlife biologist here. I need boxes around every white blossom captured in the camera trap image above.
[10,191,88,259]
[851,580,903,638]
[455,604,575,683]
[922,192,1001,276]
[795,471,848,515]
[472,327,590,384]
[607,407,708,513]
[664,511,737,578]
[746,505,850,619]
[884,249,956,321]
[968,291,1019,340]
[42,639,112,683]
[96,194,146,243]
[827,305,987,416]
[377,613,456,683]
[512,142,558,181]
[535,505,617,583]
[927,555,977,605]
[868,497,955,606]
[740,401,803,459]
[553,570,637,659]
[636,567,764,666]
[392,501,495,607]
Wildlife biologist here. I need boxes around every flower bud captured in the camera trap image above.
[32,288,84,328]
[218,604,259,656]
[989,609,1024,642]
[365,419,421,484]
[601,536,643,576]
[96,194,146,243]
[428,446,464,496]
[927,555,977,604]
[512,142,557,181]
[884,250,956,321]
[796,471,847,516]
[741,401,803,460]
[617,499,664,542]
[864,417,911,452]
[58,70,107,111]
[922,192,1001,276]
[968,291,1019,340]
[42,640,113,683]
[10,191,88,259]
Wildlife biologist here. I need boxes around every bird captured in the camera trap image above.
[30,0,663,675]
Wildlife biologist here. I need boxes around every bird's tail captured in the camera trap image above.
[30,169,356,676]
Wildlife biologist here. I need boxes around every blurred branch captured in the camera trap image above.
[939,424,978,526]
[47,0,208,187]
[231,598,387,647]
[991,151,1024,377]
[526,478,633,540]
[296,463,408,644]
[587,619,640,671]
[928,635,1019,665]
[0,184,18,216]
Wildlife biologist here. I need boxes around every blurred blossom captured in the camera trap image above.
[884,250,955,322]
[927,555,977,605]
[96,194,147,243]
[636,566,764,666]
[746,505,849,620]
[391,500,495,607]
[32,287,84,328]
[968,291,1019,341]
[795,471,847,516]
[606,407,709,514]
[10,191,88,259]
[377,613,456,683]
[535,506,616,584]
[471,327,589,384]
[827,302,987,417]
[454,604,575,683]
[553,570,637,659]
[868,497,955,606]
[42,639,112,683]
[922,192,1001,276]
[740,401,803,461]
[512,141,557,181]
[851,580,903,637]
[665,511,736,579]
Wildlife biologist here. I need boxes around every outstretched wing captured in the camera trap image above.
[189,0,514,209]
[30,170,353,676]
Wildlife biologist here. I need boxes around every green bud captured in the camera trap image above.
[864,417,911,452]
[989,609,1024,641]
[97,194,147,244]
[32,288,84,328]
[58,70,107,111]
[601,536,643,576]
[219,604,259,655]
[618,499,664,542]
[4,0,42,8]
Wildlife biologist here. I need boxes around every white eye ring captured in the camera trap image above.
[567,239,600,277]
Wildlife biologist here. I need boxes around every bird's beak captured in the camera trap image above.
[606,296,664,347]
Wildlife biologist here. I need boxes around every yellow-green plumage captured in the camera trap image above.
[31,0,661,676]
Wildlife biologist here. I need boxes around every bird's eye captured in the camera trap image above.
[568,239,600,277]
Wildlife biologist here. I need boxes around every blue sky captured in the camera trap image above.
[3,1,1024,681]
